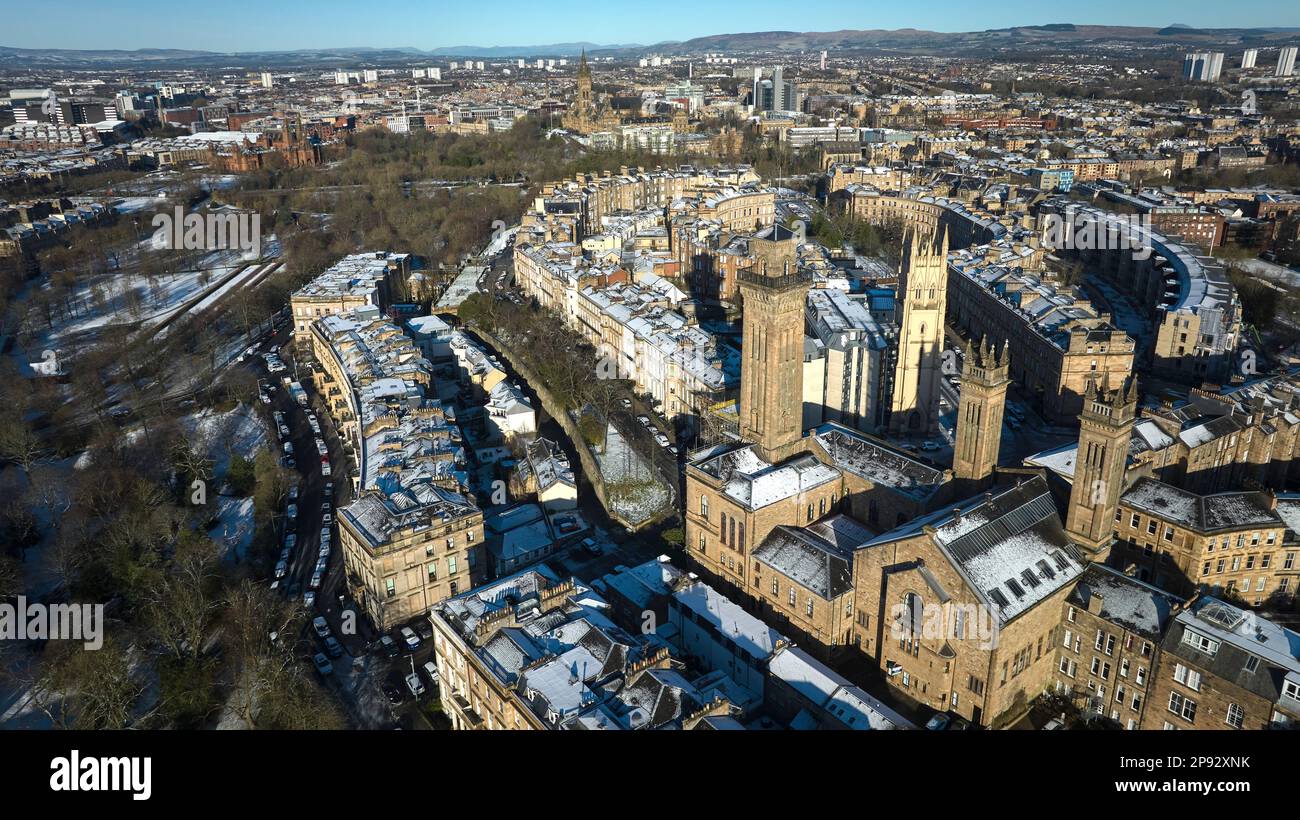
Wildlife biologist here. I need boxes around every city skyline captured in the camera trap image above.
[4,0,1300,53]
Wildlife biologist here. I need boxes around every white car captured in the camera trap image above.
[274,560,288,579]
[421,660,440,685]
[921,441,941,452]
[312,616,330,638]
[309,571,322,590]
[405,672,425,698]
[654,433,670,448]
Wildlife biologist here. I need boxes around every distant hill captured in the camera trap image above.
[3,24,1299,67]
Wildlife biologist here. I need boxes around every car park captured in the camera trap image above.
[311,653,333,676]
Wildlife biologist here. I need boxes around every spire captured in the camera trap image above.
[1085,378,1098,401]
[1124,375,1139,406]
[999,338,1010,368]
[1099,370,1112,398]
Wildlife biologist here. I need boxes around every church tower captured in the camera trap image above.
[739,247,808,462]
[890,225,949,434]
[1065,374,1138,561]
[953,337,1010,490]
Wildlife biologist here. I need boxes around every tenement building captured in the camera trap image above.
[1142,596,1300,730]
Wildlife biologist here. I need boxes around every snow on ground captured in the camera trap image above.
[592,422,670,525]
[1233,257,1300,289]
[179,403,270,560]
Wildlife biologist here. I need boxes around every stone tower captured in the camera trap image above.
[953,337,1010,490]
[563,51,597,133]
[890,225,949,434]
[739,251,808,462]
[1065,374,1138,560]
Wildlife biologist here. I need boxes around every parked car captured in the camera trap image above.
[312,616,330,638]
[421,660,440,686]
[318,543,330,561]
[654,433,670,448]
[258,392,271,405]
[309,571,322,590]
[287,484,299,502]
[382,683,404,705]
[284,533,297,550]
[281,457,297,470]
[619,398,632,410]
[925,713,951,731]
[921,440,941,452]
[405,672,425,698]
[415,620,434,641]
[274,560,288,579]
[314,557,328,576]
[636,415,651,427]
[286,504,298,521]
[379,635,399,658]
[302,590,316,608]
[311,653,333,676]
[399,627,421,652]
[668,445,679,456]
[323,482,334,498]
[323,636,344,658]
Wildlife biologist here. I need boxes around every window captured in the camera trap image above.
[1059,657,1076,678]
[1163,526,1173,542]
[698,532,706,553]
[1067,606,1077,623]
[1147,520,1157,535]
[385,579,396,598]
[772,579,779,596]
[700,495,709,518]
[720,513,728,545]
[1062,629,1074,649]
[789,589,796,606]
[1283,680,1300,701]
[1181,630,1220,655]
[1173,664,1202,692]
[427,564,437,581]
[1105,634,1116,656]
[1225,703,1244,729]
[447,555,458,575]
[1168,691,1197,722]
[1120,658,1130,678]
[967,675,985,696]
[1285,552,1296,571]
[805,598,814,617]
[1136,666,1146,686]
[1244,656,1260,674]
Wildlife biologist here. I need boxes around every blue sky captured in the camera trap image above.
[9,0,1299,52]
